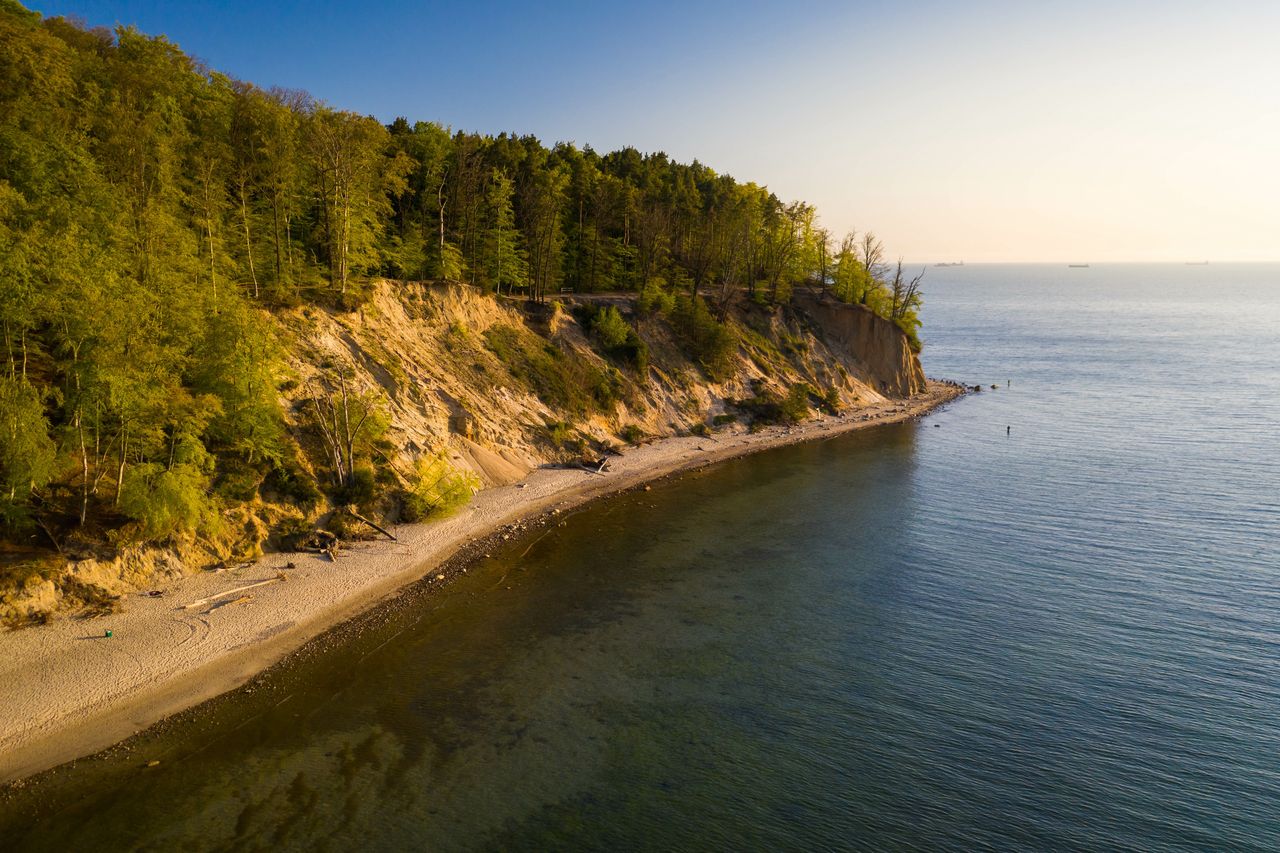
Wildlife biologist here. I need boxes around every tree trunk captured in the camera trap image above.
[437,172,448,278]
[271,192,284,287]
[340,377,353,484]
[115,431,127,506]
[339,191,351,295]
[240,181,259,298]
[77,412,88,526]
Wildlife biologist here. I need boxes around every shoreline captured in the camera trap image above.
[0,381,964,784]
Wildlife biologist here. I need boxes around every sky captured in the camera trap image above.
[29,0,1280,262]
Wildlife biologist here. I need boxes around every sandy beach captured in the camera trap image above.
[0,381,962,783]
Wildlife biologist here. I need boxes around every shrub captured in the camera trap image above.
[595,307,649,374]
[274,515,316,551]
[690,423,710,437]
[734,384,811,427]
[636,279,675,316]
[545,417,576,445]
[712,413,737,426]
[0,377,55,530]
[589,367,624,410]
[214,458,266,502]
[404,452,480,520]
[614,327,649,375]
[669,294,737,381]
[592,305,630,349]
[335,465,377,507]
[820,386,842,415]
[576,304,649,375]
[732,394,781,425]
[262,453,323,509]
[780,385,811,423]
[619,424,646,445]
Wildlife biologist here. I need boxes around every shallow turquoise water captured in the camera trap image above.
[3,264,1279,851]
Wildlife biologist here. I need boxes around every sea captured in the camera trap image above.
[2,263,1278,851]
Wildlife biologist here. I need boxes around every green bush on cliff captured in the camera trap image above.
[117,402,223,541]
[588,306,650,371]
[734,384,811,427]
[781,385,812,422]
[669,295,738,381]
[636,279,676,316]
[619,424,646,445]
[819,386,843,415]
[404,452,480,520]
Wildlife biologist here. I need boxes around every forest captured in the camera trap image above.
[0,1,923,552]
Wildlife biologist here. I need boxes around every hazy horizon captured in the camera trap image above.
[30,0,1280,264]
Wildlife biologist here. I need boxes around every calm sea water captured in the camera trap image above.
[4,264,1279,851]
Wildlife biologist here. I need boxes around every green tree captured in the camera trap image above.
[306,107,398,297]
[0,376,55,528]
[190,298,284,464]
[482,169,528,294]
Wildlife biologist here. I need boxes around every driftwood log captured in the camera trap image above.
[342,505,397,541]
[575,457,611,476]
[183,577,283,610]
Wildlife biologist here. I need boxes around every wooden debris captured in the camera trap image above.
[342,505,397,541]
[182,578,283,610]
[208,594,255,611]
[575,456,611,476]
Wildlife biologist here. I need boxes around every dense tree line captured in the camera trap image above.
[0,2,922,543]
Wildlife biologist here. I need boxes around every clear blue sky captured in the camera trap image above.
[29,0,1280,262]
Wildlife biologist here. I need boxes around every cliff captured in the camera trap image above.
[793,293,927,398]
[0,283,931,624]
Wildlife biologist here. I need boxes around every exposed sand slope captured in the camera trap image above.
[0,382,961,783]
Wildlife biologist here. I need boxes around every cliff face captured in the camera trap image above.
[793,293,926,398]
[1,282,931,624]
[277,282,928,491]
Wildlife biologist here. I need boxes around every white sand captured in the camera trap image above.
[0,383,961,782]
